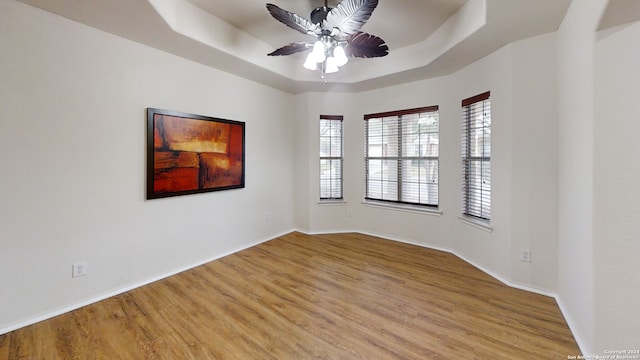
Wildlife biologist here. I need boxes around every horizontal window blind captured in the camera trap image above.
[320,115,343,200]
[365,106,439,207]
[461,91,491,220]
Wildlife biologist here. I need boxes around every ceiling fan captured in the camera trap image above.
[266,0,389,77]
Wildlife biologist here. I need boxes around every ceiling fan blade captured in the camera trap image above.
[268,42,310,56]
[323,0,378,36]
[346,31,389,58]
[266,3,319,36]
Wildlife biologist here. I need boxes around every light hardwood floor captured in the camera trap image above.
[0,232,580,359]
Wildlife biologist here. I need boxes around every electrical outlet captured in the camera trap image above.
[347,208,353,217]
[520,249,532,263]
[72,261,88,278]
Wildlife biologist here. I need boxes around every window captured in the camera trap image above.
[320,115,343,200]
[461,91,491,220]
[364,106,439,207]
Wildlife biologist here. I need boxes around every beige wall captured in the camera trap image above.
[594,20,640,353]
[0,0,296,332]
[557,0,609,354]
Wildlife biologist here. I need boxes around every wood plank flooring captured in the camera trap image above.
[0,232,580,359]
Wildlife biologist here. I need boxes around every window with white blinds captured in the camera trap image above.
[364,106,439,207]
[320,115,343,200]
[461,91,491,220]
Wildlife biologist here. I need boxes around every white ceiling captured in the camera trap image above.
[599,0,640,30]
[17,0,580,93]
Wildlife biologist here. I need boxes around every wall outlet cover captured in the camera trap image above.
[72,261,88,278]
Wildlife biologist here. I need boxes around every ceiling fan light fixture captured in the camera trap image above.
[333,45,348,67]
[325,56,339,73]
[304,53,318,70]
[311,40,327,63]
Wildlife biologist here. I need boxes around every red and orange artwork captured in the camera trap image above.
[147,109,245,199]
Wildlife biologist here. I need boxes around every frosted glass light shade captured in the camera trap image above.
[333,46,348,67]
[311,41,326,63]
[304,53,317,70]
[325,56,339,73]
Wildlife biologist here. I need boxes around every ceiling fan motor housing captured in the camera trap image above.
[310,6,331,24]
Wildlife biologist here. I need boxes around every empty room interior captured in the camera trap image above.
[1,0,639,358]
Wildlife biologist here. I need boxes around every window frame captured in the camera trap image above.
[319,115,344,201]
[364,106,440,209]
[461,91,491,223]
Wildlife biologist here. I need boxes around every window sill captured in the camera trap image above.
[318,200,347,206]
[362,200,442,216]
[458,215,493,232]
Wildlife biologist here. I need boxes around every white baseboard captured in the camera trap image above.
[0,229,294,336]
[555,296,591,356]
[300,228,358,236]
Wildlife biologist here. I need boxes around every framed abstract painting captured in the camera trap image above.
[146,108,245,199]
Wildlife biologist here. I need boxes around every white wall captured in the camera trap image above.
[556,0,608,354]
[509,33,560,291]
[594,21,640,352]
[0,0,295,333]
[299,33,561,293]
